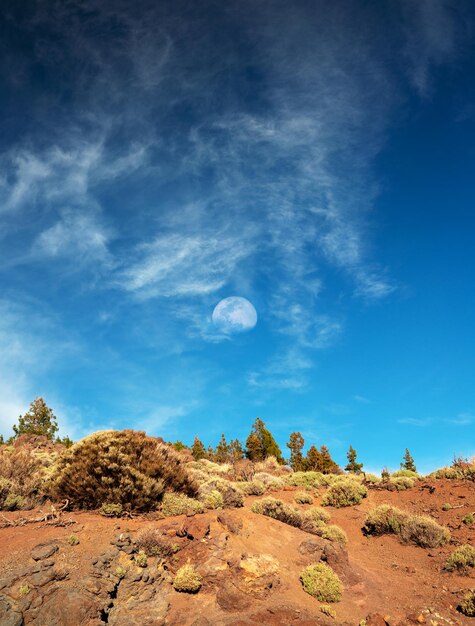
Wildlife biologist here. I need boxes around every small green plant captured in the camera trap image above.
[319,524,348,545]
[161,493,205,517]
[134,550,148,567]
[295,491,314,505]
[463,513,475,525]
[173,564,202,593]
[321,479,368,508]
[445,545,475,572]
[363,504,450,548]
[304,507,331,524]
[202,489,224,509]
[320,604,336,618]
[300,563,342,602]
[67,534,79,546]
[459,590,475,616]
[19,584,30,596]
[251,496,303,528]
[442,503,452,511]
[115,566,127,579]
[99,503,123,517]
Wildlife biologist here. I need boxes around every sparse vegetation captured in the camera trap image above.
[47,430,198,511]
[300,563,343,602]
[463,513,474,525]
[134,550,148,567]
[321,479,368,507]
[320,604,337,618]
[459,590,475,617]
[442,503,452,511]
[173,564,202,593]
[161,492,205,516]
[19,584,30,596]
[295,491,314,504]
[99,503,123,517]
[445,545,475,572]
[251,496,303,528]
[115,567,127,579]
[67,534,79,546]
[136,527,175,557]
[363,504,450,548]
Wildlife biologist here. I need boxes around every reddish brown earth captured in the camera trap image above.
[1,479,474,625]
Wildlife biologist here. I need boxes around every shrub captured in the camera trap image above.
[67,534,79,546]
[254,472,285,490]
[202,489,224,509]
[3,493,25,511]
[319,525,348,545]
[295,491,314,505]
[320,604,337,618]
[47,430,198,511]
[445,545,475,572]
[442,503,452,511]
[134,550,148,567]
[391,469,419,479]
[251,497,303,528]
[304,507,331,524]
[161,493,204,517]
[115,567,127,579]
[99,503,123,517]
[300,563,342,602]
[135,528,174,557]
[286,471,324,488]
[322,479,368,507]
[0,447,45,510]
[389,477,415,491]
[251,496,303,528]
[19,584,30,596]
[364,473,381,485]
[198,477,244,508]
[362,505,408,536]
[234,480,266,496]
[463,514,475,525]
[459,590,475,616]
[173,564,202,593]
[363,505,450,548]
[399,515,450,548]
[233,459,255,481]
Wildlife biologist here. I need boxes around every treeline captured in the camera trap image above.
[172,417,341,474]
[1,398,418,474]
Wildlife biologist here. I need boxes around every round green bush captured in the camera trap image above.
[300,563,342,602]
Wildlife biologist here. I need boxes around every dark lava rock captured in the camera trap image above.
[31,542,58,561]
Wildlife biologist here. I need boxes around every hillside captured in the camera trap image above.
[1,449,475,625]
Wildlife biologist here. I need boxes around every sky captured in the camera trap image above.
[0,0,474,473]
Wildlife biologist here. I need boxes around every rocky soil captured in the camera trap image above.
[1,478,474,625]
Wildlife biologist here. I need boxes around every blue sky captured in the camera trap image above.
[1,0,474,473]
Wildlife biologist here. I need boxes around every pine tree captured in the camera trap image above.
[319,445,340,474]
[215,433,230,463]
[245,431,263,461]
[305,444,323,471]
[345,445,363,474]
[13,397,59,440]
[245,418,284,463]
[287,432,305,470]
[206,445,215,461]
[229,438,244,462]
[401,448,417,473]
[191,436,206,460]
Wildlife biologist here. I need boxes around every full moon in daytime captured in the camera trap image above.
[212,297,258,334]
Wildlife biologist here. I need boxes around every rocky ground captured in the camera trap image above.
[1,478,474,626]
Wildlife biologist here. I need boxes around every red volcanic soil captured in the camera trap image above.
[1,478,474,625]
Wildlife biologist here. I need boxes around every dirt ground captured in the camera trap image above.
[1,478,474,625]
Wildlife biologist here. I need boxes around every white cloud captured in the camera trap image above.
[120,230,253,298]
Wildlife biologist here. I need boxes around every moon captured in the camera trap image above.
[212,297,257,334]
